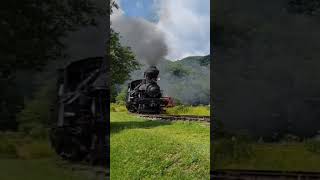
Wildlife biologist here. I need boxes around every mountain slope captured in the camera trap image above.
[129,55,210,105]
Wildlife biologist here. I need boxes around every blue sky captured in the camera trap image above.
[119,0,159,22]
[113,0,210,60]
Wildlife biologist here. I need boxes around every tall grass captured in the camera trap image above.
[0,132,54,159]
[165,105,210,116]
[110,103,127,112]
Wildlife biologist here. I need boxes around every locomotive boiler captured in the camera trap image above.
[126,66,168,114]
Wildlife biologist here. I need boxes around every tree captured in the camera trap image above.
[0,0,103,130]
[0,0,103,78]
[109,1,140,102]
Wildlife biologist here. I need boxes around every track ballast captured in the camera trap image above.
[134,114,210,122]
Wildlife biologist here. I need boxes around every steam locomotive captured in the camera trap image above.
[49,57,109,165]
[126,66,168,114]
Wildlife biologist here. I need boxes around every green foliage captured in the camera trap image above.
[16,80,55,137]
[287,0,320,16]
[110,30,140,102]
[167,63,191,77]
[0,0,102,132]
[165,105,210,116]
[115,85,128,105]
[110,103,127,112]
[15,141,54,159]
[0,132,53,159]
[0,132,18,158]
[305,140,320,153]
[212,137,254,164]
[0,0,102,77]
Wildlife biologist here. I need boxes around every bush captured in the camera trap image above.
[111,103,127,112]
[16,81,55,136]
[212,137,253,163]
[115,85,127,105]
[0,135,18,158]
[0,132,54,159]
[16,141,54,159]
[305,140,320,153]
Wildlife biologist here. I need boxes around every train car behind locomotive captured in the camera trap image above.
[126,66,168,114]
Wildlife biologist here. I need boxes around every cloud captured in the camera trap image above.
[155,0,210,60]
[112,0,210,61]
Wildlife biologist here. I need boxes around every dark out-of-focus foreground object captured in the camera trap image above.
[213,0,320,140]
[49,57,109,165]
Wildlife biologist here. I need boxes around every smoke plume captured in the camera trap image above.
[111,16,168,65]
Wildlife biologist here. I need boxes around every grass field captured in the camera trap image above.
[0,158,94,180]
[0,133,102,180]
[110,103,210,116]
[110,112,210,179]
[164,105,210,116]
[213,141,320,172]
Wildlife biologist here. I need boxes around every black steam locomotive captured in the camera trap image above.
[49,57,109,165]
[126,66,168,114]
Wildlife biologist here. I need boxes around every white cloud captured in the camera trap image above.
[111,0,124,22]
[155,0,210,60]
[111,0,210,61]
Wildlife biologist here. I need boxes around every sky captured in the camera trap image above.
[112,0,210,61]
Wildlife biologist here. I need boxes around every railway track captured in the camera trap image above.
[135,114,210,122]
[211,169,320,180]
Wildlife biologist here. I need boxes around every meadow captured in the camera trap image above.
[212,138,320,172]
[0,132,104,180]
[111,103,210,116]
[110,111,210,179]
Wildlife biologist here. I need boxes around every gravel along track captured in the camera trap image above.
[135,114,210,122]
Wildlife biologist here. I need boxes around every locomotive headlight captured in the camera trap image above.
[157,77,160,81]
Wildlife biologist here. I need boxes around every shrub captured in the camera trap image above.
[305,140,320,153]
[111,103,127,112]
[16,81,55,136]
[16,141,54,159]
[0,135,18,158]
[115,85,127,105]
[212,137,254,163]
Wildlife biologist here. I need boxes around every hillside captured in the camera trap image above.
[178,55,210,66]
[129,55,210,105]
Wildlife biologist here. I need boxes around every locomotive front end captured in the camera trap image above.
[126,65,167,114]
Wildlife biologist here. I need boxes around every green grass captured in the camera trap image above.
[110,103,211,116]
[0,158,93,180]
[213,142,320,172]
[111,103,127,112]
[110,112,210,179]
[164,105,210,116]
[0,132,99,180]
